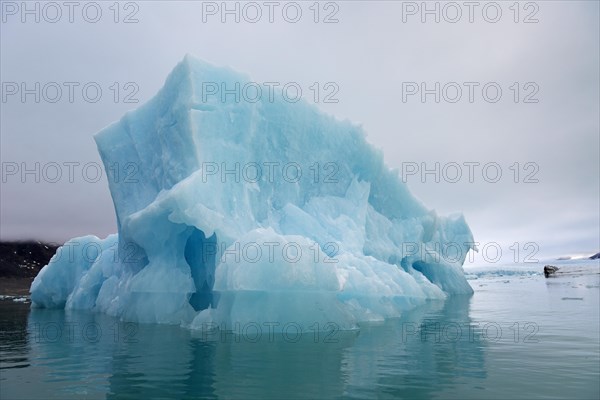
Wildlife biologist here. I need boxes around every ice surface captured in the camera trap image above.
[31,55,474,329]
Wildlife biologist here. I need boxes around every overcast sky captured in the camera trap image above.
[1,1,598,263]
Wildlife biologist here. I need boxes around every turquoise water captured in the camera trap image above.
[1,261,598,399]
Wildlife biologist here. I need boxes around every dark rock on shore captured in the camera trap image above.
[544,265,559,278]
[0,241,59,278]
[0,241,61,296]
[590,252,600,260]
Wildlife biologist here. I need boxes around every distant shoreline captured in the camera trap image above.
[0,241,59,296]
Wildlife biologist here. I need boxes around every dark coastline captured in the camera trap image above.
[0,241,59,296]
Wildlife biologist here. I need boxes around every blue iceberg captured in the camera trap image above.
[31,55,474,330]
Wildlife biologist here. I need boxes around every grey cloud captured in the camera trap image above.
[1,1,598,261]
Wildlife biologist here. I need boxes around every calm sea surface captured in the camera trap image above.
[1,260,599,399]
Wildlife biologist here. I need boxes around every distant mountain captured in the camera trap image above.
[555,252,600,261]
[0,241,59,278]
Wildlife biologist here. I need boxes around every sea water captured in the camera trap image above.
[1,260,598,399]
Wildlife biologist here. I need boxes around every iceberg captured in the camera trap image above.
[31,55,475,330]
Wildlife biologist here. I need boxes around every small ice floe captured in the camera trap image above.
[463,266,541,280]
[0,295,30,303]
[13,297,29,303]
